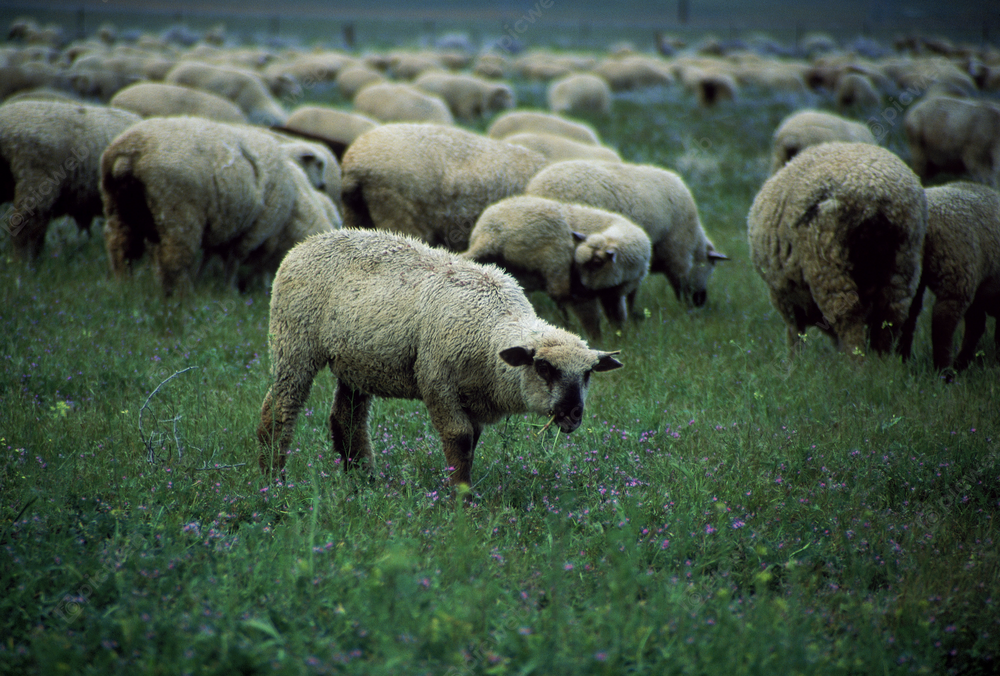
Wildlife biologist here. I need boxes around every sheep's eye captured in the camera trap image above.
[534,359,556,381]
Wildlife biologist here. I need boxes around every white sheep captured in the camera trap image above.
[904,96,1000,188]
[0,100,141,260]
[748,142,928,357]
[278,106,379,160]
[899,182,1000,374]
[334,65,385,100]
[352,82,454,125]
[527,160,728,308]
[109,82,248,123]
[462,195,651,338]
[591,56,673,92]
[770,109,877,175]
[413,71,514,121]
[100,117,337,296]
[164,61,287,126]
[256,228,623,486]
[487,110,601,145]
[547,73,612,116]
[501,132,621,163]
[341,123,548,251]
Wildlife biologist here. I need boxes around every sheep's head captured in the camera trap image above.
[500,330,622,433]
[283,144,327,192]
[682,241,729,307]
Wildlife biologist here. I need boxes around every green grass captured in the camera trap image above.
[2,56,999,676]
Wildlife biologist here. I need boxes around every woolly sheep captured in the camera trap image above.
[256,228,623,486]
[904,96,1000,188]
[109,82,248,123]
[836,73,881,110]
[502,132,622,163]
[352,83,454,125]
[0,100,140,260]
[268,133,343,212]
[527,160,728,308]
[165,61,287,126]
[591,56,673,92]
[747,142,928,357]
[413,71,514,121]
[899,182,1000,373]
[487,110,601,145]
[770,109,878,175]
[100,117,337,296]
[341,123,548,251]
[335,65,385,100]
[547,73,612,116]
[277,106,379,160]
[462,195,651,338]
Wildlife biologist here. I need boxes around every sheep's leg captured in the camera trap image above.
[257,360,321,477]
[930,298,968,372]
[102,213,144,278]
[626,287,641,320]
[329,382,373,474]
[954,305,987,371]
[425,394,479,488]
[898,281,927,361]
[568,298,603,340]
[8,180,54,261]
[599,291,629,327]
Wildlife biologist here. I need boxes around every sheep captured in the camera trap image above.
[487,110,601,145]
[463,195,651,338]
[256,228,623,486]
[0,100,141,260]
[109,82,248,123]
[526,160,728,308]
[836,72,881,110]
[747,142,928,358]
[352,83,454,125]
[164,61,287,126]
[501,132,622,163]
[275,106,378,162]
[341,123,548,251]
[269,134,343,212]
[904,96,1000,188]
[899,182,1000,374]
[770,109,878,175]
[334,65,385,100]
[100,116,337,296]
[547,73,612,116]
[591,56,673,92]
[413,71,514,121]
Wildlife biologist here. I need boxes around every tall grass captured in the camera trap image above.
[2,46,998,676]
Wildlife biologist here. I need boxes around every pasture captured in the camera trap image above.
[2,8,999,676]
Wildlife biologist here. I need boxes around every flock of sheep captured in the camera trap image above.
[2,17,999,485]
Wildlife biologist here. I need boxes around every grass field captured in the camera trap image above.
[2,24,1000,675]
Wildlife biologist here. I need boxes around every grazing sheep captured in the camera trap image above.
[463,195,651,338]
[352,83,454,125]
[270,134,343,212]
[904,96,1000,188]
[591,56,673,92]
[747,142,928,357]
[899,182,1000,373]
[0,100,140,260]
[276,106,379,160]
[527,160,728,308]
[109,82,248,123]
[679,66,737,107]
[771,109,878,175]
[256,228,623,486]
[341,123,548,251]
[335,65,385,100]
[836,73,881,110]
[502,132,621,163]
[100,117,337,296]
[547,73,612,116]
[164,61,287,126]
[387,51,443,80]
[413,71,514,121]
[487,110,601,145]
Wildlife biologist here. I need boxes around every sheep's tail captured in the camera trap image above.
[340,172,374,230]
[101,152,156,275]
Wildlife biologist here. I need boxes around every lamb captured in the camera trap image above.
[770,109,878,175]
[413,71,514,121]
[899,182,1000,374]
[487,110,601,145]
[747,142,928,357]
[341,123,548,251]
[276,106,379,161]
[100,116,337,296]
[526,160,728,308]
[164,61,288,126]
[0,100,141,260]
[256,228,623,487]
[904,96,1000,188]
[352,83,454,125]
[109,82,248,123]
[462,195,651,338]
[501,132,621,163]
[547,73,612,116]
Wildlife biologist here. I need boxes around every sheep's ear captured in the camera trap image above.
[708,250,729,262]
[500,346,535,367]
[301,151,318,164]
[593,351,624,371]
[608,249,617,264]
[572,231,587,243]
